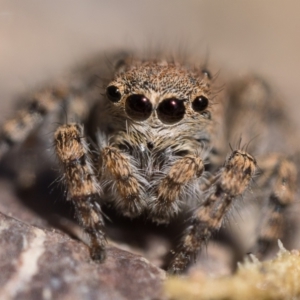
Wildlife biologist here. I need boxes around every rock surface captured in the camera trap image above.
[0,181,165,300]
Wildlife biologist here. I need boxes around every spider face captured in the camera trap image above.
[105,61,212,126]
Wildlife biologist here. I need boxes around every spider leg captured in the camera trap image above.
[0,85,70,160]
[99,146,148,217]
[150,154,204,223]
[222,75,297,257]
[168,150,256,274]
[55,123,106,261]
[252,153,297,257]
[0,79,98,191]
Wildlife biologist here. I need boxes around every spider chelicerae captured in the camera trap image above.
[0,51,297,273]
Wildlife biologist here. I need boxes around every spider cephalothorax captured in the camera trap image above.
[99,60,214,222]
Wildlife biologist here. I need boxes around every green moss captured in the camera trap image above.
[165,242,300,300]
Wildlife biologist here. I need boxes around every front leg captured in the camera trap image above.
[55,123,106,261]
[150,154,204,223]
[169,150,256,273]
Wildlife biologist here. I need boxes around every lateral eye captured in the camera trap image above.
[202,69,211,79]
[106,85,122,102]
[192,95,209,112]
[125,94,152,121]
[157,98,185,124]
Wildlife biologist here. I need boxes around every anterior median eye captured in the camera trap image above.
[106,85,122,102]
[192,95,208,112]
[157,98,185,124]
[125,94,152,121]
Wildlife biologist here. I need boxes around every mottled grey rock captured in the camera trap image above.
[0,182,165,300]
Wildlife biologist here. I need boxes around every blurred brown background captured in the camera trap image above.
[1,0,300,125]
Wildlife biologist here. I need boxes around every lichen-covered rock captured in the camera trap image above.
[166,242,300,300]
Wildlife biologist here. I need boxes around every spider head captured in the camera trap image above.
[105,59,212,126]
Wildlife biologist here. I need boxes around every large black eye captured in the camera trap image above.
[125,94,152,121]
[106,85,122,102]
[157,98,185,124]
[192,95,208,112]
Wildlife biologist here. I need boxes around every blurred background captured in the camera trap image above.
[0,0,300,126]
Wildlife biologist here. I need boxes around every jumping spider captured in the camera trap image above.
[0,51,297,273]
